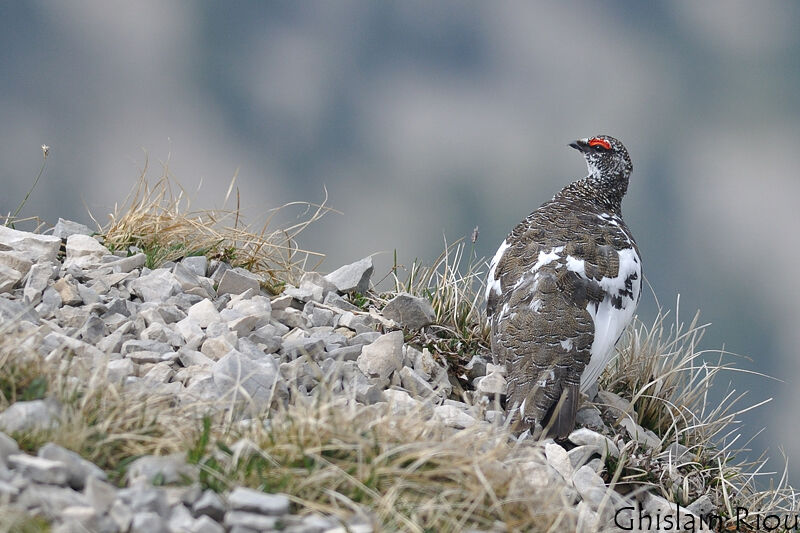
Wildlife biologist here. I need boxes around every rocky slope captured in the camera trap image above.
[0,220,772,532]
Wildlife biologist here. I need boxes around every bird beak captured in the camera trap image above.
[569,139,590,153]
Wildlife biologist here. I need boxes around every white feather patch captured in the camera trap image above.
[485,239,510,304]
[530,246,564,272]
[567,248,642,392]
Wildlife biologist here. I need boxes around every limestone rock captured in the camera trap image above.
[356,330,404,379]
[324,257,373,294]
[227,486,290,515]
[382,292,436,329]
[64,234,110,268]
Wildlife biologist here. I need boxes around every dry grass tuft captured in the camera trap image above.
[371,239,491,382]
[0,322,198,484]
[187,390,583,532]
[99,157,330,291]
[601,297,797,525]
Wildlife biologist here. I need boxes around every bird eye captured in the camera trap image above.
[588,138,611,150]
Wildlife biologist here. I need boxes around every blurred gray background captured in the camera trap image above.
[2,1,799,485]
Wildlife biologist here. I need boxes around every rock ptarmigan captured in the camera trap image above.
[486,135,641,439]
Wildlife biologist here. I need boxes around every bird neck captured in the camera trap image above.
[561,172,629,215]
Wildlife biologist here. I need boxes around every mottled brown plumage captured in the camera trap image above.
[486,135,641,439]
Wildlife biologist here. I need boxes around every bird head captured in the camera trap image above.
[569,135,632,181]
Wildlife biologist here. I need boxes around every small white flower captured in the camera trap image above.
[41,144,50,158]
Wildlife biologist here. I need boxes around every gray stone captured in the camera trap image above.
[348,372,385,405]
[141,322,183,346]
[0,225,61,263]
[17,483,88,518]
[84,475,117,514]
[182,255,208,277]
[324,257,373,294]
[144,361,175,383]
[283,285,317,303]
[273,307,311,329]
[686,494,716,517]
[44,331,105,360]
[53,218,93,238]
[38,442,107,490]
[0,431,20,462]
[191,515,226,533]
[78,314,106,344]
[298,272,338,300]
[8,454,69,485]
[37,285,62,316]
[122,338,173,355]
[0,399,61,433]
[567,428,620,459]
[193,488,226,521]
[173,262,207,292]
[176,317,206,350]
[178,349,215,368]
[356,330,404,379]
[106,253,147,274]
[109,500,134,532]
[399,366,436,398]
[641,492,707,532]
[572,465,607,510]
[168,504,197,532]
[270,294,294,311]
[411,347,440,381]
[0,250,33,287]
[217,268,260,295]
[55,506,107,533]
[127,453,196,485]
[465,354,488,380]
[107,358,136,382]
[434,404,476,429]
[575,406,606,431]
[567,445,598,470]
[485,410,505,424]
[348,331,381,347]
[229,295,271,322]
[323,291,361,312]
[23,261,57,303]
[619,418,661,451]
[128,350,180,364]
[224,510,279,530]
[54,277,83,306]
[131,511,169,533]
[326,344,362,362]
[77,282,100,304]
[338,312,380,334]
[475,371,507,397]
[544,442,573,481]
[212,350,277,411]
[227,487,290,515]
[64,234,110,268]
[0,294,40,323]
[596,390,636,421]
[130,269,182,303]
[201,335,237,360]
[382,292,436,330]
[281,337,326,361]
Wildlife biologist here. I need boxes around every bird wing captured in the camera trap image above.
[493,264,598,438]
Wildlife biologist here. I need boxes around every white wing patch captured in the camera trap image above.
[530,246,564,272]
[567,247,642,392]
[485,239,510,305]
